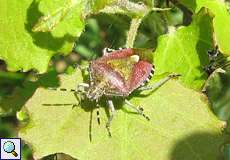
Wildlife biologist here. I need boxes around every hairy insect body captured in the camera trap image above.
[87,48,153,101]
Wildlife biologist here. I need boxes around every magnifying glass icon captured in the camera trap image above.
[3,141,18,157]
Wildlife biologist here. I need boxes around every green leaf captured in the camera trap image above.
[85,0,116,13]
[154,9,213,89]
[205,68,230,121]
[32,1,75,32]
[179,0,230,56]
[99,1,149,17]
[19,69,226,160]
[84,0,151,18]
[0,0,84,73]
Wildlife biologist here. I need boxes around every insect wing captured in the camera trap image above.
[128,60,153,92]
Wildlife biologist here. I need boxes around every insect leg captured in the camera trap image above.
[96,103,101,125]
[106,100,116,137]
[137,73,180,91]
[124,99,150,121]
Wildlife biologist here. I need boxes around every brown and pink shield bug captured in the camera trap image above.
[87,48,154,99]
[52,48,179,136]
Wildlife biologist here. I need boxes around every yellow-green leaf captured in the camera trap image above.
[19,69,226,160]
[154,9,213,89]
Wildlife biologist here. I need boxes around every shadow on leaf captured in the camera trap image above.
[0,70,59,115]
[25,0,76,51]
[193,8,213,86]
[170,132,227,160]
[41,153,77,160]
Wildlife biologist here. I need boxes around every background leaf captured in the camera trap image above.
[84,0,116,14]
[0,70,59,115]
[84,0,153,18]
[0,0,84,73]
[19,69,226,160]
[179,0,230,56]
[154,9,213,89]
[205,68,230,122]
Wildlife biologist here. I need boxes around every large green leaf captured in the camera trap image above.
[154,9,213,89]
[179,0,230,56]
[19,69,226,160]
[0,0,84,73]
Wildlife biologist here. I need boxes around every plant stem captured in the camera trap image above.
[126,18,142,48]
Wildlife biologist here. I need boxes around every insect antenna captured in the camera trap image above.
[42,103,79,110]
[48,87,77,92]
[42,103,78,107]
[45,87,86,107]
[48,83,89,94]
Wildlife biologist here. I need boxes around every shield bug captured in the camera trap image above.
[51,48,179,136]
